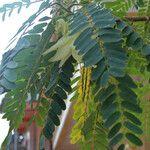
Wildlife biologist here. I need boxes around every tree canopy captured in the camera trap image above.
[0,0,150,149]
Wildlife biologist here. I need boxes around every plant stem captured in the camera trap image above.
[124,16,150,21]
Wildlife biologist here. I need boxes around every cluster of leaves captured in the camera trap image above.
[0,0,150,150]
[81,112,108,150]
[42,57,75,139]
[126,50,150,141]
[94,76,143,149]
[137,0,150,16]
[68,3,150,150]
[101,0,145,16]
[102,0,150,43]
[0,8,55,145]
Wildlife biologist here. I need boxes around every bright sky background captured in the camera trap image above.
[0,0,42,147]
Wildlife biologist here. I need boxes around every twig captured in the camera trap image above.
[124,16,150,22]
[53,2,73,14]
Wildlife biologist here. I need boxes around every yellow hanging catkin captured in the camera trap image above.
[70,67,92,144]
[84,68,91,114]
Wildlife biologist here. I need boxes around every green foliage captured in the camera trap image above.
[1,19,55,145]
[43,56,75,138]
[81,112,108,150]
[101,0,145,17]
[71,4,128,80]
[138,0,150,16]
[93,75,143,149]
[0,0,150,150]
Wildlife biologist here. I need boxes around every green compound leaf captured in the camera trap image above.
[126,133,143,146]
[118,144,125,150]
[0,78,16,90]
[104,111,121,128]
[142,45,150,56]
[124,121,143,135]
[109,133,124,148]
[91,59,105,81]
[121,101,142,113]
[108,123,122,139]
[123,111,142,126]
